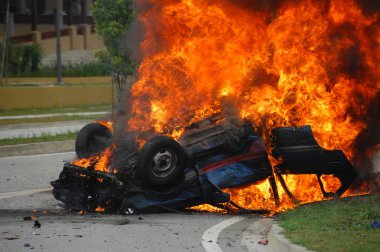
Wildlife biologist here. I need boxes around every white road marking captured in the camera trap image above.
[0,151,75,160]
[202,216,246,252]
[0,188,51,199]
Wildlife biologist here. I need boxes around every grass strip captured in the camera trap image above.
[278,195,380,252]
[0,131,78,146]
[0,104,112,117]
[8,82,111,87]
[0,115,99,126]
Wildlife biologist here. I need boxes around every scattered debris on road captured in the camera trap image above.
[23,215,37,221]
[33,220,41,228]
[258,239,268,245]
[116,220,130,225]
[5,235,20,240]
[371,220,380,229]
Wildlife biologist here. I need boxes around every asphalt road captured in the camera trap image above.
[0,153,270,252]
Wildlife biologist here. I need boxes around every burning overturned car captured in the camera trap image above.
[51,114,358,214]
[48,0,380,214]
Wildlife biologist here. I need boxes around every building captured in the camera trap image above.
[0,0,104,54]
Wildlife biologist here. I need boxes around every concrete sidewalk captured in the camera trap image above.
[0,115,94,156]
[0,110,109,139]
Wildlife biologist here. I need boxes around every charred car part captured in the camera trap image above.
[270,126,358,205]
[51,117,358,213]
[75,123,113,159]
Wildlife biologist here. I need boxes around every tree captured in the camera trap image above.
[92,0,135,75]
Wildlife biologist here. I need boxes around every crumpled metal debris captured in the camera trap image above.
[23,215,37,221]
[33,220,41,229]
[5,235,20,240]
[258,239,269,245]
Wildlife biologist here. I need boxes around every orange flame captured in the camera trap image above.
[95,206,105,212]
[128,0,379,212]
[72,145,116,173]
[97,119,114,134]
[130,0,379,159]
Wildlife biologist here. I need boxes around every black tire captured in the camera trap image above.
[137,136,185,186]
[75,123,113,158]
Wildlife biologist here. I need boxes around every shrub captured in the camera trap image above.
[60,62,113,77]
[0,41,43,76]
[23,44,43,72]
[9,61,113,77]
[1,41,111,77]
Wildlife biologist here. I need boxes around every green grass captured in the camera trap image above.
[0,115,100,125]
[0,131,78,146]
[54,82,111,86]
[7,82,112,87]
[278,195,380,252]
[0,104,112,117]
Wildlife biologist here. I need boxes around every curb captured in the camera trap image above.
[0,140,75,158]
[268,222,313,252]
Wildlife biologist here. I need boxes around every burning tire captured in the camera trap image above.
[137,136,185,187]
[75,123,113,158]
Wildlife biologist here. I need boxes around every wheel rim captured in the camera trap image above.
[151,148,178,178]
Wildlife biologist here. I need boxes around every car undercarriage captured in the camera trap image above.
[51,115,358,214]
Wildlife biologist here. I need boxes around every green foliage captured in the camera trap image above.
[0,42,43,76]
[60,62,113,77]
[92,0,135,74]
[8,43,24,75]
[9,62,112,77]
[22,44,43,72]
[59,62,112,77]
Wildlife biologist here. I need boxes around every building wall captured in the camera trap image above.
[39,31,104,54]
[83,33,103,50]
[0,24,54,36]
[0,85,112,109]
[0,23,105,54]
[41,36,71,54]
[0,0,103,53]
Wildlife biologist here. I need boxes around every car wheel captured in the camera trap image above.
[137,136,185,186]
[75,123,113,158]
